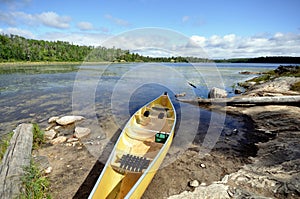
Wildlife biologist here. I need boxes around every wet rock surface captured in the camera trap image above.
[168,67,300,198]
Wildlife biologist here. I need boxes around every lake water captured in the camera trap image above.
[0,62,279,158]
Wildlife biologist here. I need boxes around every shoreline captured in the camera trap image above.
[168,66,300,198]
[0,61,116,67]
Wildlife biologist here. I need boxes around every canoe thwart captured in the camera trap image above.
[152,106,170,111]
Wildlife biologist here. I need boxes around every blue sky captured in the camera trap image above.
[0,0,300,58]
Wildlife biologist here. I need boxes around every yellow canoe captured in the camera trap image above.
[89,92,176,199]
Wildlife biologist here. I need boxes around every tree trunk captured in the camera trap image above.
[177,95,300,106]
[0,124,33,198]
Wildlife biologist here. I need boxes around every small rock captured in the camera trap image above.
[65,143,72,147]
[56,115,85,125]
[50,136,67,145]
[189,180,200,187]
[208,87,228,98]
[45,123,56,131]
[44,129,57,140]
[225,131,232,136]
[232,129,239,135]
[44,166,52,174]
[234,89,242,94]
[55,124,75,135]
[74,127,91,139]
[54,126,61,131]
[67,137,79,143]
[175,92,186,98]
[48,116,60,123]
[200,163,206,168]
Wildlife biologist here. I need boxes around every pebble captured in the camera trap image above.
[65,143,72,147]
[200,163,206,168]
[67,137,79,143]
[233,129,239,135]
[44,166,52,174]
[189,180,200,187]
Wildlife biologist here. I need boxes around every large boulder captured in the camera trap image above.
[208,87,228,98]
[56,115,85,126]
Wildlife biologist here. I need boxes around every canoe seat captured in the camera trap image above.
[111,153,151,173]
[126,126,158,141]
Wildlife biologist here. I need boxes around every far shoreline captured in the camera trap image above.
[1,61,299,67]
[0,61,115,67]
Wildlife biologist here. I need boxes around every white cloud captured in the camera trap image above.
[104,14,131,27]
[0,27,35,38]
[39,32,110,46]
[77,22,95,31]
[200,32,300,58]
[0,11,71,29]
[37,12,71,29]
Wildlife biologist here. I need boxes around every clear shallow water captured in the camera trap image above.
[0,63,278,139]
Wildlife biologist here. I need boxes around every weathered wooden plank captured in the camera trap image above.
[177,95,300,106]
[0,123,33,198]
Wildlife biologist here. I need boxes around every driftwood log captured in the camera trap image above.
[0,123,33,198]
[177,95,300,106]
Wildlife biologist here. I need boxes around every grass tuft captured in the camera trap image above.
[21,160,51,199]
[32,123,45,150]
[0,132,14,161]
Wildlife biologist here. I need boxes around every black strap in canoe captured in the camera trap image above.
[119,154,151,173]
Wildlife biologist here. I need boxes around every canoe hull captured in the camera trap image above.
[89,93,176,199]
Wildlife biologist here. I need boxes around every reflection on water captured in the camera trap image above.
[0,63,277,140]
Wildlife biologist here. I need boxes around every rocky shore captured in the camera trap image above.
[33,65,299,199]
[168,66,300,198]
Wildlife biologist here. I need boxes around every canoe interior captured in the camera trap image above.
[89,93,176,199]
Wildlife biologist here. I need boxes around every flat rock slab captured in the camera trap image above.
[0,123,33,199]
[56,116,85,126]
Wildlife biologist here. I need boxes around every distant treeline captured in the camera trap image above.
[215,57,300,64]
[0,34,299,63]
